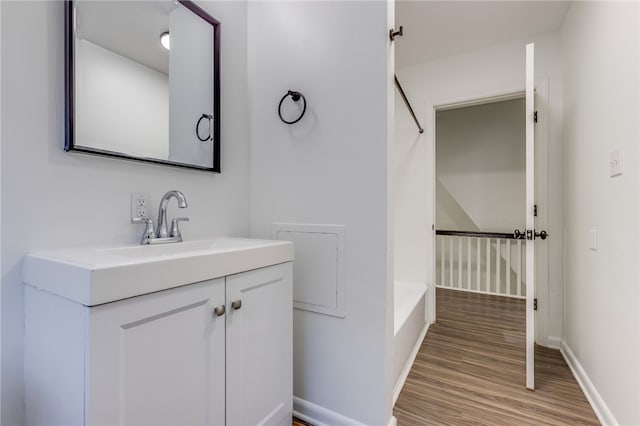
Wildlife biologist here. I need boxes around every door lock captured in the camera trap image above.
[513,229,549,240]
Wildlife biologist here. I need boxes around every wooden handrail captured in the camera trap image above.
[436,229,524,240]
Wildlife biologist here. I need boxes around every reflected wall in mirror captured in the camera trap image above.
[65,0,221,172]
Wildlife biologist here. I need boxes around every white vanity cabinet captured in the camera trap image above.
[226,265,293,426]
[24,241,293,426]
[86,278,227,426]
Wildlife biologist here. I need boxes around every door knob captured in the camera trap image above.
[536,230,549,240]
[231,300,242,310]
[213,305,225,317]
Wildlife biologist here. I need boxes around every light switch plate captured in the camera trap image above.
[588,229,598,251]
[609,148,622,177]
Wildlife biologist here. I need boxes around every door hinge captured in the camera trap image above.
[534,298,538,311]
[534,204,538,217]
[389,26,403,41]
[534,111,538,123]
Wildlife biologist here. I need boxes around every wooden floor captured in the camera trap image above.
[393,288,599,426]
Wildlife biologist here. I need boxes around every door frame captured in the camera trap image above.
[427,82,550,347]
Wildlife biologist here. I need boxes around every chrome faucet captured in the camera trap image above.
[156,190,188,238]
[131,190,189,245]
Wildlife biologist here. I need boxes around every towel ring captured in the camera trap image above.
[278,90,307,124]
[196,113,213,142]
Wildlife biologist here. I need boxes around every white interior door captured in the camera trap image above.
[525,42,536,391]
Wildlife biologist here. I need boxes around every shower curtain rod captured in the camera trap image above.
[394,74,424,134]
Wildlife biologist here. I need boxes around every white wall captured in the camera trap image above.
[75,39,170,160]
[394,32,564,346]
[247,2,393,425]
[436,98,525,232]
[561,2,640,424]
[393,88,429,285]
[0,2,249,425]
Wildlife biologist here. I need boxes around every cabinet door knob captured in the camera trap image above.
[231,300,242,310]
[213,305,226,317]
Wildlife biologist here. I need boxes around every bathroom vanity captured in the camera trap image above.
[23,238,293,426]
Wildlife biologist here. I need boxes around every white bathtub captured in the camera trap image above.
[393,281,429,404]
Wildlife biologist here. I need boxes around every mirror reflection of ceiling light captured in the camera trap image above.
[160,32,170,50]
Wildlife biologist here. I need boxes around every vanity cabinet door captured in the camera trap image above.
[87,278,226,426]
[226,263,293,426]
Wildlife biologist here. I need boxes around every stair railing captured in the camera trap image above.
[435,229,525,298]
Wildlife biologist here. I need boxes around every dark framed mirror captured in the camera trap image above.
[64,0,221,172]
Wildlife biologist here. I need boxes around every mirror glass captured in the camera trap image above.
[65,0,221,172]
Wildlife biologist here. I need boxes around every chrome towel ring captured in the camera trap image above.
[278,90,307,124]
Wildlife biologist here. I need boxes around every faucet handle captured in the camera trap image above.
[131,217,155,244]
[170,217,189,241]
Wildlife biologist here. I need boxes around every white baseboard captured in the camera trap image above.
[392,322,430,405]
[546,336,562,349]
[561,341,618,426]
[293,397,398,426]
[293,397,366,426]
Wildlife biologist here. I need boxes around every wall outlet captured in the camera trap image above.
[130,192,149,219]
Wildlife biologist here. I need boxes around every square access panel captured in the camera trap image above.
[272,223,346,318]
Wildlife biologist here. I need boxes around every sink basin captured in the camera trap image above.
[97,240,217,258]
[97,238,267,259]
[23,238,294,306]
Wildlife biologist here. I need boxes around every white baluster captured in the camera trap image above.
[449,237,454,288]
[506,239,512,296]
[467,237,471,290]
[458,237,462,288]
[476,238,481,291]
[517,239,522,297]
[486,238,491,293]
[440,237,445,287]
[495,239,501,295]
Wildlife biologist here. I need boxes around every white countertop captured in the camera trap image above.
[23,238,294,306]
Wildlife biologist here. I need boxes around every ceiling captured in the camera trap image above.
[395,1,571,68]
[76,1,177,75]
[76,1,570,75]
